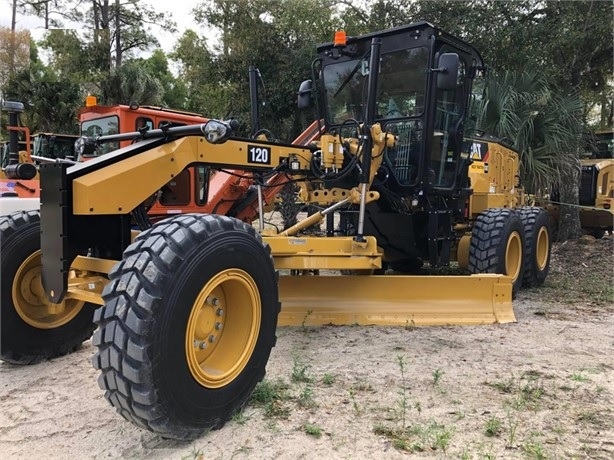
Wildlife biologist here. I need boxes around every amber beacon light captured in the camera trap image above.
[333,29,347,47]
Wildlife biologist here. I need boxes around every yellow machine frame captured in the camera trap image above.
[51,128,515,326]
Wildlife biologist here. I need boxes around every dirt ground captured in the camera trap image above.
[1,235,613,459]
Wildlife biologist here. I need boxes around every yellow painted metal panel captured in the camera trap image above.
[278,274,514,326]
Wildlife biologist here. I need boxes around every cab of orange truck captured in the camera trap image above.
[78,97,213,219]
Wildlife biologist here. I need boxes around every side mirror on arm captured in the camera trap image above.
[297,80,313,109]
[435,53,459,90]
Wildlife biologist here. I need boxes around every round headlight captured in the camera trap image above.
[74,136,97,158]
[201,120,231,144]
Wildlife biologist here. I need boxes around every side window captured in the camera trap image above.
[136,117,154,131]
[195,166,210,205]
[432,51,467,188]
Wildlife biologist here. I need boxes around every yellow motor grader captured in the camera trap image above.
[0,22,551,439]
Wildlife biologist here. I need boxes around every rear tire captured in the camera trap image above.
[0,210,95,364]
[519,206,552,287]
[277,183,301,229]
[469,208,525,298]
[92,214,280,440]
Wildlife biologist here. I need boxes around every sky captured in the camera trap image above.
[0,0,208,54]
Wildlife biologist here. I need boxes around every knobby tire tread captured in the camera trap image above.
[518,206,551,288]
[0,210,95,364]
[92,214,279,439]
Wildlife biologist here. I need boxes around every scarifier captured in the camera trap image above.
[0,22,552,439]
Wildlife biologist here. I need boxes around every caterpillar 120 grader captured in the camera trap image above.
[0,22,551,439]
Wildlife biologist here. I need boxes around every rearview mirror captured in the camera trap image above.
[297,80,313,109]
[436,53,459,90]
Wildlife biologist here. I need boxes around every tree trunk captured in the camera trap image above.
[115,0,121,67]
[556,163,582,241]
[9,0,17,76]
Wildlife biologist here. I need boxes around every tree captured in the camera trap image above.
[99,61,163,105]
[15,0,84,28]
[3,39,83,134]
[134,49,188,109]
[18,0,176,69]
[475,70,583,191]
[473,69,584,240]
[0,27,30,83]
[188,0,338,139]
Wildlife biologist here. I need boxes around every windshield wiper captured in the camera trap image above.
[332,50,371,99]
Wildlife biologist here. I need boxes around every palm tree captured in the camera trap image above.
[473,70,584,240]
[473,69,583,195]
[100,62,163,106]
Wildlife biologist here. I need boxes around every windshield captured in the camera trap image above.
[81,115,119,155]
[323,46,429,125]
[33,135,77,160]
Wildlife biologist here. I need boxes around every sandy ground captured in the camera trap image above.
[1,238,613,459]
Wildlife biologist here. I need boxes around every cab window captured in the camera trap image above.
[196,166,210,205]
[136,117,154,131]
[81,116,119,155]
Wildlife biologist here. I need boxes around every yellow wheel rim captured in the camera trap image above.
[505,231,523,282]
[12,251,85,329]
[185,269,261,388]
[535,226,549,270]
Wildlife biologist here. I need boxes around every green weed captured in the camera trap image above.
[432,368,444,385]
[298,385,316,408]
[291,357,313,383]
[303,423,323,438]
[322,373,335,385]
[485,416,502,437]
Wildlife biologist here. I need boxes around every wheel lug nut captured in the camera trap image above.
[207,296,220,306]
[194,340,207,349]
[215,322,223,330]
[208,335,216,343]
[216,308,224,316]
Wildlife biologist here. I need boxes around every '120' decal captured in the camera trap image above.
[247,145,271,164]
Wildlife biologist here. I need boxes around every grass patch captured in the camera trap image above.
[298,384,317,409]
[321,373,335,386]
[570,371,590,383]
[250,379,292,419]
[484,416,502,437]
[373,421,453,453]
[291,357,313,383]
[522,441,547,459]
[302,423,323,438]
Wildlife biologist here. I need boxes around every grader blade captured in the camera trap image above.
[277,274,514,326]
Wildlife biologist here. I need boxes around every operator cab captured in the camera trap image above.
[305,21,484,195]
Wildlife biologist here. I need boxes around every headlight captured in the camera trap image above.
[201,120,232,144]
[74,136,97,158]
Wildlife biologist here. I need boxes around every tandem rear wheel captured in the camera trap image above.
[0,210,96,364]
[469,208,525,298]
[92,214,280,440]
[518,206,552,288]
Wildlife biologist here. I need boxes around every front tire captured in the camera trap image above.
[0,210,95,364]
[92,214,280,440]
[469,208,525,298]
[519,206,552,287]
